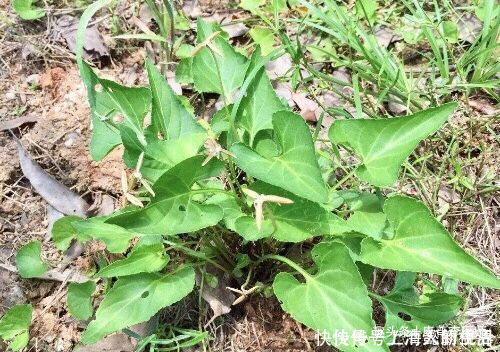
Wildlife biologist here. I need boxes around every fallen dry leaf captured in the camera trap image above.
[182,0,202,18]
[457,14,482,43]
[291,92,321,121]
[196,267,235,325]
[74,320,156,352]
[17,140,89,217]
[73,333,136,352]
[274,82,294,107]
[222,22,249,38]
[374,25,401,48]
[165,71,182,95]
[468,99,498,116]
[0,116,38,131]
[54,15,109,60]
[265,53,293,79]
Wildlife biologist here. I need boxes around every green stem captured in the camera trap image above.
[163,240,232,276]
[258,254,312,281]
[331,168,357,190]
[211,231,236,266]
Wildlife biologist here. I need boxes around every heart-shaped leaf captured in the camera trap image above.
[82,266,194,344]
[360,196,500,288]
[67,281,97,320]
[192,19,248,97]
[15,240,49,278]
[329,103,457,187]
[274,242,388,352]
[231,111,328,203]
[145,58,203,139]
[108,156,224,235]
[236,47,287,144]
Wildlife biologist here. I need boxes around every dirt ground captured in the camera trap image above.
[0,0,499,351]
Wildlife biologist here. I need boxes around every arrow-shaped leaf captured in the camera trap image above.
[231,111,328,203]
[329,103,457,187]
[107,156,224,235]
[360,196,500,288]
[79,62,151,160]
[82,266,194,344]
[192,19,248,97]
[274,242,388,352]
[146,58,203,139]
[236,47,287,144]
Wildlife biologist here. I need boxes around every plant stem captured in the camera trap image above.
[258,254,312,281]
[211,231,236,266]
[331,168,357,190]
[163,240,232,276]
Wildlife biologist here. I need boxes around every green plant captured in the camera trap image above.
[7,2,500,352]
[12,0,45,20]
[0,305,32,351]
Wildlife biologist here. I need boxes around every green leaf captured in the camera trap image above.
[79,63,120,160]
[9,330,29,351]
[140,133,207,182]
[238,182,350,242]
[0,304,32,341]
[355,0,378,20]
[273,242,388,352]
[236,48,287,144]
[360,196,500,288]
[98,78,151,133]
[176,58,193,84]
[96,243,169,277]
[231,111,328,203]
[145,58,203,139]
[374,272,463,330]
[79,62,150,160]
[347,211,389,240]
[51,215,86,251]
[240,0,264,13]
[72,218,135,253]
[192,19,248,97]
[15,240,49,278]
[442,21,458,43]
[12,0,45,20]
[108,156,224,235]
[120,126,207,182]
[329,103,457,187]
[82,266,195,344]
[205,193,245,233]
[249,28,275,56]
[67,281,97,320]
